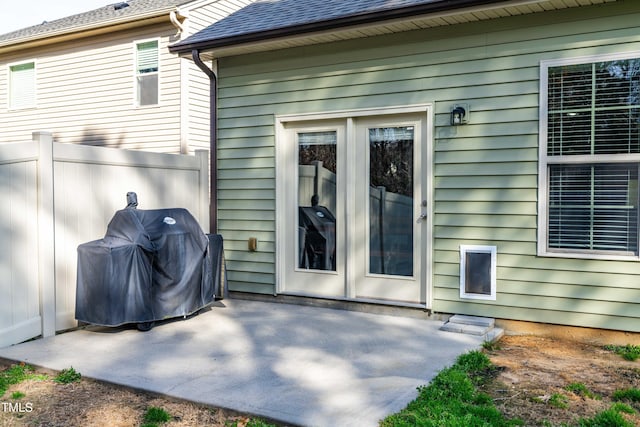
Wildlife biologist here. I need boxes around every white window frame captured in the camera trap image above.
[459,245,496,300]
[538,51,640,261]
[133,38,160,107]
[7,59,36,110]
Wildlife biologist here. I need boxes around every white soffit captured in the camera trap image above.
[206,0,617,57]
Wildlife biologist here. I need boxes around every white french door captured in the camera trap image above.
[281,119,347,297]
[278,108,431,306]
[353,115,427,303]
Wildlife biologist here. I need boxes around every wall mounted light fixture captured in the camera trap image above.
[450,104,470,125]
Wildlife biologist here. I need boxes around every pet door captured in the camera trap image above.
[460,245,496,300]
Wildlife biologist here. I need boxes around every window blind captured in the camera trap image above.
[9,62,35,109]
[547,59,640,156]
[136,41,158,74]
[369,126,414,143]
[298,131,337,146]
[548,164,639,253]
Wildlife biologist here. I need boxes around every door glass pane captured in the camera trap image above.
[298,131,337,271]
[369,126,414,276]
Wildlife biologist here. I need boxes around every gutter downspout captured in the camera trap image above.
[169,10,184,35]
[191,49,218,234]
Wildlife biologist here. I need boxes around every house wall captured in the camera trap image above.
[185,0,255,33]
[0,1,254,155]
[181,0,255,153]
[215,1,640,331]
[0,23,184,153]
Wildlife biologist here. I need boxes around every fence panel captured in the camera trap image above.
[369,187,413,276]
[298,163,336,213]
[0,141,42,348]
[0,132,209,346]
[52,142,209,330]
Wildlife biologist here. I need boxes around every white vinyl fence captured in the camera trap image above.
[298,162,336,213]
[0,132,209,348]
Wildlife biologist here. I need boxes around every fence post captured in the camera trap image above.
[34,132,56,338]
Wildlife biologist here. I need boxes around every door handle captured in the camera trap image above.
[416,213,427,223]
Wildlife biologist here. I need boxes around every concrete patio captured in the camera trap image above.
[0,299,484,426]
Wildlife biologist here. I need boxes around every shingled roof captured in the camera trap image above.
[181,0,448,41]
[170,0,512,53]
[169,0,615,55]
[0,0,188,45]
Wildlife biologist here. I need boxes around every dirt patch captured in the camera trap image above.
[483,335,640,426]
[0,369,279,427]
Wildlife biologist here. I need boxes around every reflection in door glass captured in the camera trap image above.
[298,131,337,271]
[369,126,414,276]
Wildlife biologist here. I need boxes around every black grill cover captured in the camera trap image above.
[299,206,336,270]
[76,207,223,326]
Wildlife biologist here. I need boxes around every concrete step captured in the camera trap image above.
[440,315,503,343]
[448,314,494,328]
[485,327,505,343]
[440,321,490,336]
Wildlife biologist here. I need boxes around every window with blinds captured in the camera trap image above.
[135,40,158,106]
[9,62,35,109]
[548,164,638,253]
[544,56,640,256]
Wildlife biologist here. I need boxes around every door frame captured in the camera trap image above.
[275,104,434,309]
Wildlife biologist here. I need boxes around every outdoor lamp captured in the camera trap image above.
[450,104,469,125]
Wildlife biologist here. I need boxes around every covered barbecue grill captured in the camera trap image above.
[75,193,224,329]
[298,206,336,270]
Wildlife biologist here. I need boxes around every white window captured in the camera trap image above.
[8,61,36,109]
[460,245,496,300]
[539,53,640,259]
[135,40,159,106]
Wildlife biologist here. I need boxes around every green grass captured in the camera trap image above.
[141,406,172,427]
[610,402,637,414]
[0,364,46,397]
[613,388,640,403]
[548,393,569,409]
[577,404,637,427]
[604,344,640,361]
[481,340,502,351]
[245,420,279,427]
[379,351,640,427]
[532,393,569,409]
[54,367,82,384]
[380,350,522,427]
[11,391,26,399]
[566,383,601,400]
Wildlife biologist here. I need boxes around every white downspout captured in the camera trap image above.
[170,10,184,35]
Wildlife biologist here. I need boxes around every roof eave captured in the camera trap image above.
[0,9,175,55]
[169,0,509,54]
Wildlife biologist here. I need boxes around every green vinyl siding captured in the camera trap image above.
[216,1,640,330]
